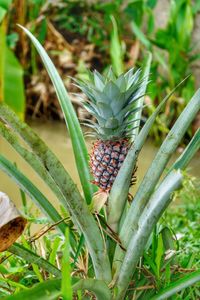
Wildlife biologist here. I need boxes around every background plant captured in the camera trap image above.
[132,0,200,142]
[0,0,25,119]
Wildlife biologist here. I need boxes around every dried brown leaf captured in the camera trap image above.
[0,192,27,252]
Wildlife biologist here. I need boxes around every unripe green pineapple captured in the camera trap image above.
[74,68,144,191]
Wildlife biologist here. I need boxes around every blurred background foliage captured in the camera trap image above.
[0,0,200,143]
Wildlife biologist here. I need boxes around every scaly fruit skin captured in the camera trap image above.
[90,139,129,191]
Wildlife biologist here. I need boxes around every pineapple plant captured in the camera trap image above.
[1,27,200,300]
[74,68,144,191]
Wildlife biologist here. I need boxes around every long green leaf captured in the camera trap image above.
[0,7,6,23]
[2,279,61,300]
[113,90,200,282]
[18,25,94,203]
[0,0,13,16]
[2,278,112,300]
[131,52,152,138]
[61,229,73,300]
[0,103,111,281]
[114,88,200,262]
[151,269,200,300]
[4,47,25,119]
[49,237,61,267]
[0,120,68,209]
[0,154,67,235]
[0,103,84,214]
[110,15,124,76]
[9,243,61,277]
[169,128,200,172]
[0,19,25,119]
[131,21,151,49]
[107,77,188,232]
[114,170,183,299]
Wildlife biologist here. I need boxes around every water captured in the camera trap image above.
[0,121,199,210]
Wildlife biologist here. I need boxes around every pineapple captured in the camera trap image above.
[74,68,144,191]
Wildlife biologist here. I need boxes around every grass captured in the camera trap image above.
[165,174,200,269]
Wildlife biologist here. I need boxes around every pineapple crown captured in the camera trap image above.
[73,68,146,140]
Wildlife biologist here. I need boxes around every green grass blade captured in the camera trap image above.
[0,21,25,119]
[0,154,67,235]
[61,228,73,300]
[9,243,61,277]
[20,188,28,215]
[151,269,200,300]
[143,252,157,276]
[155,233,164,280]
[49,236,61,266]
[131,52,152,138]
[131,21,151,49]
[114,170,183,299]
[0,8,6,23]
[110,15,124,76]
[107,78,187,232]
[21,238,44,282]
[18,25,94,203]
[1,278,111,300]
[4,47,25,120]
[72,234,85,268]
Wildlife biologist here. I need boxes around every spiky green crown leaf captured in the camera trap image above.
[74,68,146,140]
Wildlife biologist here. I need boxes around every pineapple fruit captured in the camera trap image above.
[75,68,144,191]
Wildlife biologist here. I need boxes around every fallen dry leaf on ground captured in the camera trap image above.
[0,192,27,252]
